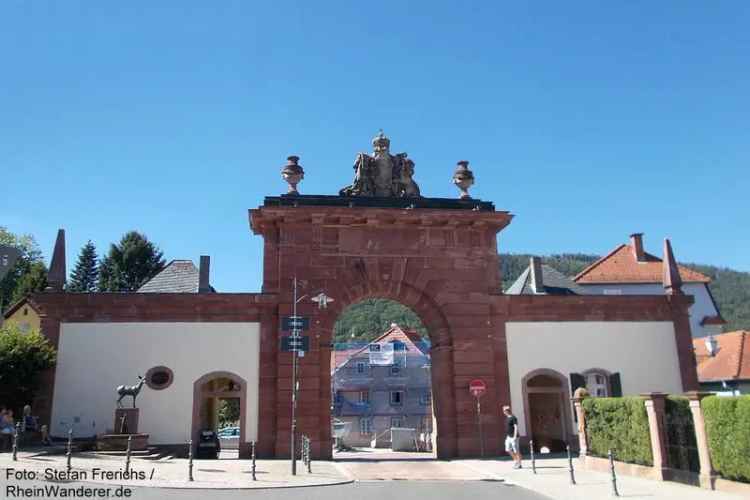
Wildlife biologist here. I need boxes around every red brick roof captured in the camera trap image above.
[330,324,426,372]
[574,244,711,284]
[693,331,750,382]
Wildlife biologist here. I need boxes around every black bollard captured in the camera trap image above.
[251,441,257,481]
[66,428,73,473]
[188,439,194,482]
[608,449,619,497]
[12,422,20,461]
[125,435,132,473]
[306,437,312,474]
[530,440,536,474]
[567,444,576,485]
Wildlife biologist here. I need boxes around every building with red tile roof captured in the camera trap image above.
[574,233,725,338]
[693,331,750,395]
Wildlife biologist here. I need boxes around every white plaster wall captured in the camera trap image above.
[506,321,683,437]
[579,283,719,338]
[51,322,260,443]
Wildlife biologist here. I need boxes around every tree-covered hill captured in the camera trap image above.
[335,254,750,342]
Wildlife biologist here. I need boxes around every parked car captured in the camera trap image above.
[196,429,220,459]
[218,426,240,450]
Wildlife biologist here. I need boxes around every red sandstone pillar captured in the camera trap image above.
[642,393,669,480]
[686,391,717,490]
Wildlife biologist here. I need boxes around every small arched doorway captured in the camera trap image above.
[191,371,247,459]
[522,369,572,452]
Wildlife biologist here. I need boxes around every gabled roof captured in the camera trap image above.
[2,296,40,320]
[574,244,711,284]
[693,331,750,382]
[137,260,213,293]
[505,263,585,295]
[331,324,429,372]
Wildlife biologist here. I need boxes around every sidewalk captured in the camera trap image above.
[459,456,744,500]
[0,451,353,489]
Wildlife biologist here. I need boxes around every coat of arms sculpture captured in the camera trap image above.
[339,131,421,198]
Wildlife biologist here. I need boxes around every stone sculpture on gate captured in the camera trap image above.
[339,131,421,198]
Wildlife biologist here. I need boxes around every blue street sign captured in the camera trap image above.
[282,316,310,331]
[280,336,310,352]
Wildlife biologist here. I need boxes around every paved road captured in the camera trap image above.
[5,479,550,500]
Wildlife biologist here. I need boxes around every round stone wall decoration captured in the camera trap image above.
[145,366,174,390]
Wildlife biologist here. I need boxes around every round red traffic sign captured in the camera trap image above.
[469,379,486,398]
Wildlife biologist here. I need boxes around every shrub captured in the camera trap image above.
[583,396,653,466]
[702,395,750,483]
[0,324,57,414]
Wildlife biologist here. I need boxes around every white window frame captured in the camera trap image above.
[358,390,369,403]
[359,417,372,434]
[390,417,403,429]
[356,361,366,374]
[584,370,609,397]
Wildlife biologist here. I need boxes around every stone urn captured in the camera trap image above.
[452,160,474,199]
[281,155,304,195]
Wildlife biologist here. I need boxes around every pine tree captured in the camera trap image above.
[68,241,99,292]
[98,231,166,292]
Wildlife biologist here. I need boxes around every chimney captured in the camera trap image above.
[45,229,66,292]
[198,255,211,293]
[662,238,683,295]
[630,233,645,262]
[530,257,545,294]
[705,335,718,357]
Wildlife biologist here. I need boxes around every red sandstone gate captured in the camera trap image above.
[250,197,513,459]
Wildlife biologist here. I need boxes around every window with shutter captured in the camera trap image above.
[609,372,622,397]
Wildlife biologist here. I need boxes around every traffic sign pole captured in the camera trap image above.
[469,379,487,458]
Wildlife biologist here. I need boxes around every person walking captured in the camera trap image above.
[502,405,522,469]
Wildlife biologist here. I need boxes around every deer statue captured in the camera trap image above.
[116,375,146,408]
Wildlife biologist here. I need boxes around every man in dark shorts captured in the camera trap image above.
[502,405,522,468]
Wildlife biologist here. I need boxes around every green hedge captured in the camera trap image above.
[583,396,653,466]
[702,395,750,483]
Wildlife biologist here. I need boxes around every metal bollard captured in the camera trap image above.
[608,449,619,497]
[12,422,20,461]
[251,441,257,481]
[66,428,73,473]
[188,439,194,482]
[529,440,536,474]
[567,444,576,485]
[306,437,312,474]
[125,435,132,473]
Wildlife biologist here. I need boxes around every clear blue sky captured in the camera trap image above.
[2,2,748,292]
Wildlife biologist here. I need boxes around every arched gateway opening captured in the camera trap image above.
[331,299,436,459]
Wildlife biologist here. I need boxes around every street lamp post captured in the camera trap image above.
[291,276,300,475]
[290,277,332,476]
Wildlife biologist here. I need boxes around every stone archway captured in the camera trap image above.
[251,200,514,459]
[191,371,248,457]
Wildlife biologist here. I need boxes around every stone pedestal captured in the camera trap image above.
[114,408,139,434]
[97,433,149,451]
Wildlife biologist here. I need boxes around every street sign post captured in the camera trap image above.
[468,379,487,457]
